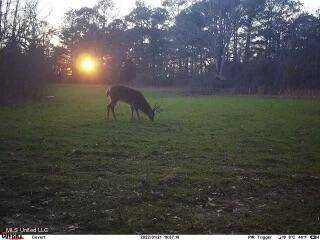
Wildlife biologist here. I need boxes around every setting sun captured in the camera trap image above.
[76,54,98,74]
[82,57,95,72]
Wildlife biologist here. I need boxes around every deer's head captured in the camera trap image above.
[148,104,162,121]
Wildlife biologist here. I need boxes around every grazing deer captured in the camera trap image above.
[106,85,161,121]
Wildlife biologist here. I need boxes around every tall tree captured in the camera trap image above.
[242,0,265,62]
[125,2,169,85]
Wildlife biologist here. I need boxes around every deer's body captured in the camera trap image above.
[106,85,159,121]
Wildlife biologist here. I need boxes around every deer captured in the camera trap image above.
[106,85,161,121]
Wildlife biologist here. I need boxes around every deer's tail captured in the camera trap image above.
[106,89,110,97]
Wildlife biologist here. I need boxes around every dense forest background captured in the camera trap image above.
[1,0,320,105]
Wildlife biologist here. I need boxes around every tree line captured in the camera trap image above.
[58,0,320,94]
[1,0,320,105]
[0,0,55,105]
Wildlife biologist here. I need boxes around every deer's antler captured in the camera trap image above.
[153,104,162,113]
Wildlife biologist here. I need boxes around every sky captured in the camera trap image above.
[40,0,161,27]
[40,0,320,27]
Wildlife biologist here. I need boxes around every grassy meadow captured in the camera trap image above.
[0,84,320,233]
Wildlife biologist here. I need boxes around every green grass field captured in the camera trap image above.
[1,84,320,233]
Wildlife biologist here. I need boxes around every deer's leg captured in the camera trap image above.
[131,105,134,120]
[111,105,117,120]
[135,109,140,120]
[108,101,117,120]
[107,104,111,120]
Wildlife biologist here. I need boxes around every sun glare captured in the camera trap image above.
[77,54,97,74]
[82,58,95,71]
